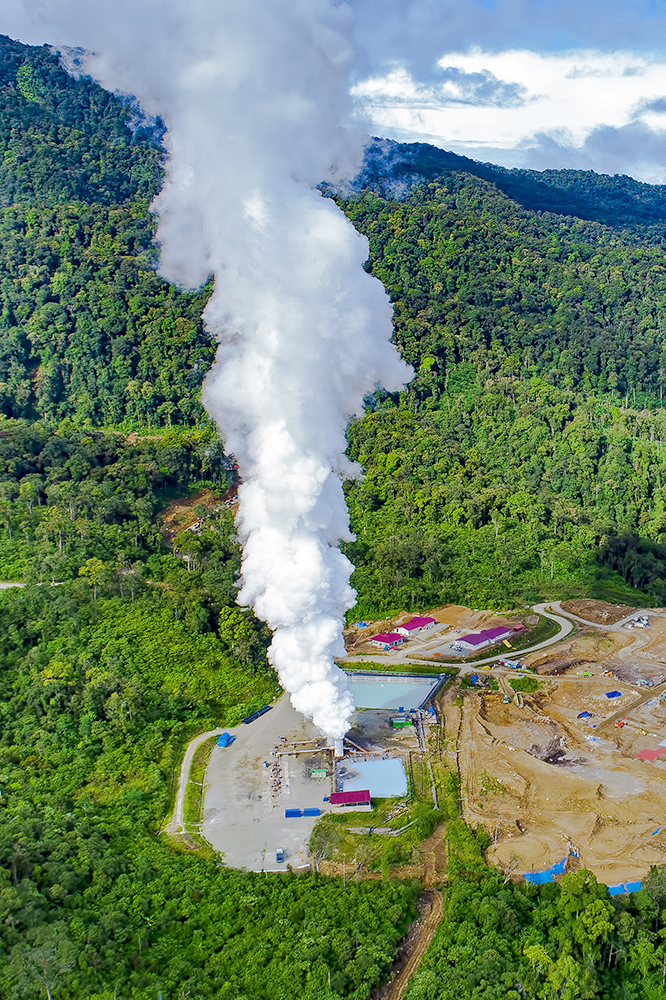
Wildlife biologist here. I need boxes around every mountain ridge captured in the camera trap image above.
[350,136,666,235]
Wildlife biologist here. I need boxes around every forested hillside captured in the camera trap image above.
[404,866,666,1000]
[0,38,420,998]
[0,34,214,426]
[337,167,666,615]
[3,29,666,1000]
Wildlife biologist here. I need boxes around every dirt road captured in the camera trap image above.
[548,601,662,631]
[340,602,575,672]
[595,682,666,735]
[165,727,225,834]
[384,890,443,1000]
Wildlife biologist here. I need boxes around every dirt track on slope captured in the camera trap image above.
[384,891,443,1000]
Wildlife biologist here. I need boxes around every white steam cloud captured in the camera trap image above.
[16,0,411,738]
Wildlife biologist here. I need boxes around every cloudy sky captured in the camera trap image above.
[4,0,666,182]
[350,0,666,182]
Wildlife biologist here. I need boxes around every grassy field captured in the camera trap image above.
[183,735,217,829]
[341,660,460,677]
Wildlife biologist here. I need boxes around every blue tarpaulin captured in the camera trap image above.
[607,881,643,895]
[652,827,662,836]
[577,711,591,718]
[605,690,622,698]
[523,858,567,884]
[524,871,554,885]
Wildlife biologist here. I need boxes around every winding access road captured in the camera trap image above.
[165,727,226,835]
[340,601,576,673]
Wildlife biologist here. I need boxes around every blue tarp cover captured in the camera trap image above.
[605,690,622,698]
[577,711,591,718]
[523,858,567,884]
[652,827,662,836]
[607,881,643,895]
[523,871,554,885]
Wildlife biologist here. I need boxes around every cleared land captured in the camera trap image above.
[188,599,666,888]
[560,599,638,625]
[451,601,666,884]
[201,695,329,871]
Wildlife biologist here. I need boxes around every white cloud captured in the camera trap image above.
[353,48,666,181]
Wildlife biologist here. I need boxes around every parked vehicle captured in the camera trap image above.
[276,848,285,862]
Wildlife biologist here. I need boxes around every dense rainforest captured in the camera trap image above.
[338,161,666,615]
[2,29,666,1000]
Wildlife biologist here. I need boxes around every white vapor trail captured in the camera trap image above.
[17,0,411,738]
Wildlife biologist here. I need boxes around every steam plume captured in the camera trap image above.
[15,0,411,739]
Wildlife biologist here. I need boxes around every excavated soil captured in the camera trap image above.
[457,675,666,884]
[560,599,638,624]
[161,486,238,539]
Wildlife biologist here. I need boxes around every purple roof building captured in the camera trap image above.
[456,626,514,651]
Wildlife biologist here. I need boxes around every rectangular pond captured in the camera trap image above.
[337,757,408,798]
[346,671,443,711]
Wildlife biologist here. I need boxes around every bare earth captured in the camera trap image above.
[344,603,523,656]
[560,598,638,625]
[450,612,666,883]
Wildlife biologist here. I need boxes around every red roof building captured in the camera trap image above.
[395,616,438,636]
[457,626,514,651]
[330,789,371,806]
[637,748,666,762]
[368,632,405,648]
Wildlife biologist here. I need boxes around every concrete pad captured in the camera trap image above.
[202,694,332,871]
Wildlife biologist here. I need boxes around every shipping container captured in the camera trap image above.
[241,705,272,725]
